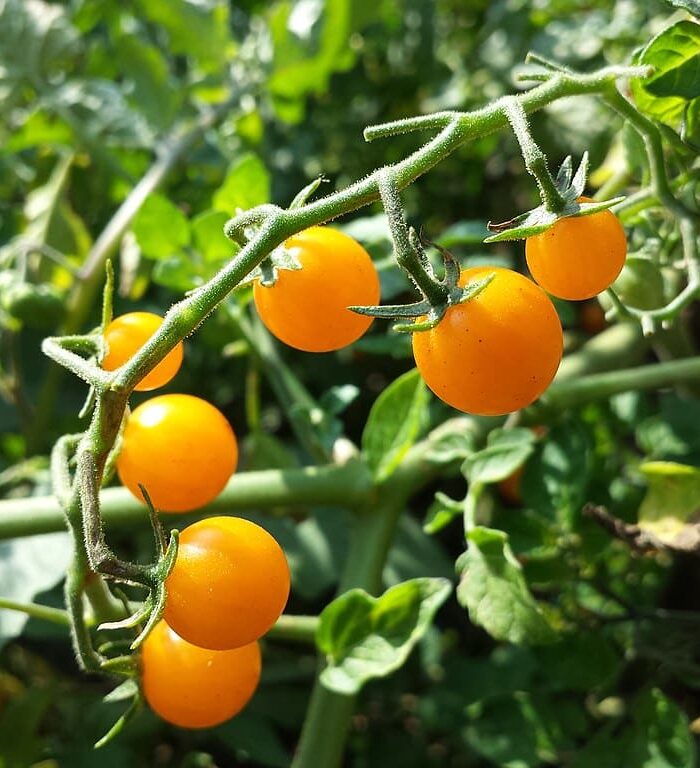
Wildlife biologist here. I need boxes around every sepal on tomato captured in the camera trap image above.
[95,685,143,749]
[235,242,303,290]
[351,229,494,332]
[485,153,624,242]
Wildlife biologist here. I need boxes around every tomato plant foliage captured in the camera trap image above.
[1,1,700,767]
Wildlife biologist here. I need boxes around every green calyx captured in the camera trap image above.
[485,153,624,242]
[351,231,495,333]
[484,152,624,243]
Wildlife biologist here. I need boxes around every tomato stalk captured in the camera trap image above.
[501,96,567,213]
[602,89,700,334]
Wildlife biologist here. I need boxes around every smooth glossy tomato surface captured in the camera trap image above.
[116,395,237,512]
[525,199,627,301]
[141,620,261,729]
[412,267,562,416]
[103,312,183,391]
[253,226,380,352]
[164,516,290,650]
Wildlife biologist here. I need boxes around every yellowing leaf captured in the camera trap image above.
[637,461,700,544]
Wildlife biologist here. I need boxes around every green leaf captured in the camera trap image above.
[532,631,619,692]
[0,0,79,108]
[456,527,556,645]
[213,154,271,214]
[636,393,700,464]
[639,21,700,100]
[0,533,72,644]
[573,688,695,768]
[111,33,180,130]
[632,21,700,133]
[423,491,463,534]
[522,418,593,525]
[268,0,357,113]
[192,209,235,263]
[637,461,700,545]
[317,577,452,695]
[48,80,153,147]
[18,153,74,251]
[361,368,429,482]
[462,427,537,485]
[134,0,232,72]
[151,255,202,292]
[131,194,190,260]
[464,693,559,768]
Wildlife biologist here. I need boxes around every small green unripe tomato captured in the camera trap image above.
[0,279,66,329]
[598,256,666,312]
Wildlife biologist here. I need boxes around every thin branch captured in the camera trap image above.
[584,504,700,557]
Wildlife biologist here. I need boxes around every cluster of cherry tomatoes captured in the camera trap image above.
[252,206,625,416]
[103,203,625,727]
[103,314,290,728]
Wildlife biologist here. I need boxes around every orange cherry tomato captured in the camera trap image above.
[164,516,290,650]
[578,300,607,335]
[141,620,261,729]
[412,267,562,416]
[103,312,183,391]
[525,199,627,301]
[116,395,238,512]
[253,226,381,352]
[497,465,525,506]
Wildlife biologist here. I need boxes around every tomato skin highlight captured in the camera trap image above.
[253,226,380,352]
[103,312,183,391]
[411,267,562,416]
[116,394,238,512]
[141,620,261,729]
[164,516,290,650]
[525,201,627,301]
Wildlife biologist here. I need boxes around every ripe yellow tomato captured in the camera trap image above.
[116,395,237,512]
[412,267,562,416]
[525,199,627,301]
[164,516,290,650]
[253,226,380,352]
[103,312,183,391]
[141,620,261,729]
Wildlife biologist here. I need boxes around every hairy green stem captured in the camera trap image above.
[0,595,318,644]
[605,90,696,221]
[0,597,71,626]
[544,356,700,409]
[378,169,449,306]
[266,615,319,645]
[0,461,373,540]
[553,322,648,381]
[501,96,565,212]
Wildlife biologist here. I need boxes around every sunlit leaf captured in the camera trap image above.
[318,577,452,694]
[456,527,556,645]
